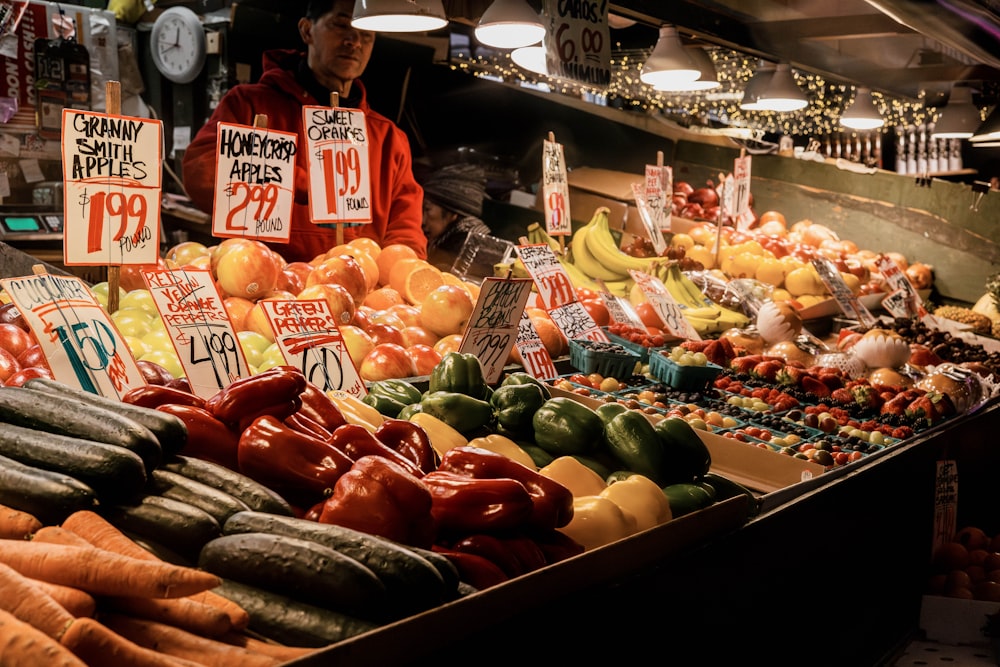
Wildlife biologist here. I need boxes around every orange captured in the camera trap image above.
[363,286,405,310]
[352,250,380,292]
[530,314,567,358]
[433,333,464,356]
[402,265,445,305]
[389,258,432,295]
[347,236,382,260]
[376,244,419,286]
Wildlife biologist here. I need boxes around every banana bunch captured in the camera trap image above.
[569,207,661,283]
[526,219,634,298]
[661,262,750,336]
[526,222,563,254]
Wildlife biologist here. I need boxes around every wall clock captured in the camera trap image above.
[150,6,206,84]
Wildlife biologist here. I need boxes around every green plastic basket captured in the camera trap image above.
[569,340,641,379]
[649,351,723,391]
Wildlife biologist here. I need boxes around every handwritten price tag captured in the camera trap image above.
[542,0,611,86]
[0,273,144,396]
[61,109,162,266]
[732,155,755,230]
[630,269,700,340]
[631,181,667,255]
[811,257,876,326]
[142,268,250,399]
[647,163,672,233]
[260,299,365,396]
[876,254,926,318]
[598,289,645,328]
[302,105,372,225]
[542,139,571,237]
[212,122,296,243]
[459,277,533,384]
[514,310,558,380]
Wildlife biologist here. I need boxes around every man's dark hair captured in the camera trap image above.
[305,0,340,20]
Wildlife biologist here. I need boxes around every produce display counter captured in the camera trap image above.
[285,400,1000,667]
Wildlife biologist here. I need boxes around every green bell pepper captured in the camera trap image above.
[419,391,494,435]
[595,402,628,425]
[500,371,551,400]
[653,417,712,485]
[661,482,715,517]
[428,352,490,400]
[362,379,423,418]
[396,402,423,420]
[491,383,547,437]
[531,397,603,457]
[604,410,668,485]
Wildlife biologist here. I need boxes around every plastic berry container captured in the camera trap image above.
[569,339,642,379]
[649,350,723,391]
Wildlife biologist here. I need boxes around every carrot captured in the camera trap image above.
[218,631,319,661]
[0,562,75,639]
[31,525,94,548]
[0,539,220,598]
[104,596,235,639]
[59,617,204,667]
[0,503,42,540]
[101,614,282,667]
[0,608,87,667]
[31,580,97,619]
[61,511,249,630]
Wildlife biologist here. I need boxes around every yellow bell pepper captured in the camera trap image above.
[465,434,537,469]
[557,496,637,551]
[539,456,608,498]
[326,390,384,433]
[600,474,673,533]
[409,412,467,456]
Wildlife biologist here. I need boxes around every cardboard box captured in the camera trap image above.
[920,595,1000,646]
[535,166,644,237]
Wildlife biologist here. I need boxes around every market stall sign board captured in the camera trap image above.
[458,276,533,384]
[302,105,372,225]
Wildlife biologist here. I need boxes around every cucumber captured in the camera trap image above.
[161,456,294,517]
[0,453,98,525]
[0,421,147,502]
[0,386,162,473]
[24,377,188,456]
[148,469,250,526]
[703,472,760,517]
[407,546,462,597]
[101,494,222,561]
[199,532,387,620]
[223,511,453,617]
[213,579,380,648]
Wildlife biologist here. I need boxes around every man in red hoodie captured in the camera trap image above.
[181,0,426,263]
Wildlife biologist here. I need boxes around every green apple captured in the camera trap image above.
[237,330,272,369]
[110,308,155,338]
[119,289,158,315]
[140,348,183,379]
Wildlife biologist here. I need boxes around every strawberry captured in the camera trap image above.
[752,360,784,383]
[905,395,937,425]
[776,365,808,387]
[829,387,854,404]
[851,385,885,411]
[730,356,760,375]
[801,376,831,398]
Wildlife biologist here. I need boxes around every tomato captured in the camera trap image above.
[575,287,599,301]
[568,373,592,387]
[580,299,610,328]
[635,302,664,329]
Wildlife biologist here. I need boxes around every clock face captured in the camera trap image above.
[150,7,206,84]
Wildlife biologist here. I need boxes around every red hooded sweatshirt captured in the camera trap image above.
[181,49,426,264]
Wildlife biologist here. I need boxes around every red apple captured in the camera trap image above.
[0,347,20,382]
[0,302,28,332]
[366,323,405,347]
[223,296,256,332]
[306,255,368,306]
[401,325,437,348]
[909,343,944,367]
[119,257,168,292]
[351,307,373,331]
[214,239,281,300]
[276,261,314,295]
[674,181,694,196]
[408,344,442,376]
[689,186,720,208]
[16,344,49,371]
[166,241,211,268]
[339,324,375,364]
[296,283,356,326]
[4,366,53,387]
[359,343,416,382]
[0,322,34,359]
[387,304,422,328]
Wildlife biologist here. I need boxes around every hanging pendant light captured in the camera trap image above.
[756,62,808,112]
[971,105,1000,144]
[739,60,775,111]
[475,0,545,49]
[931,85,980,139]
[639,26,700,88]
[653,46,720,92]
[840,87,884,130]
[511,44,547,74]
[352,0,448,32]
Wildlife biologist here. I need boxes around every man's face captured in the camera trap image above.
[422,200,454,242]
[300,0,376,89]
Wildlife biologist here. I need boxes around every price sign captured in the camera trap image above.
[541,0,611,87]
[541,138,571,237]
[631,182,667,256]
[302,105,372,225]
[142,268,249,399]
[646,163,672,233]
[549,300,607,342]
[459,277,533,384]
[811,257,876,327]
[1,273,144,395]
[598,289,645,329]
[61,109,162,266]
[732,155,755,230]
[260,299,365,396]
[876,254,926,318]
[630,269,700,340]
[212,122,297,243]
[514,310,558,380]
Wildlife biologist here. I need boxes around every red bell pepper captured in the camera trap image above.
[531,528,586,564]
[316,455,435,548]
[205,366,306,431]
[447,534,527,578]
[122,384,207,410]
[238,414,353,507]
[297,381,348,433]
[157,403,239,470]
[328,423,424,478]
[431,547,509,591]
[374,419,438,474]
[436,446,574,531]
[421,469,534,534]
[284,411,333,441]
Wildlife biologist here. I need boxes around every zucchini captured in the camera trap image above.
[223,511,452,617]
[161,456,293,517]
[213,579,380,648]
[0,421,146,502]
[148,469,250,526]
[0,453,98,525]
[23,377,188,456]
[703,472,760,517]
[198,532,387,620]
[407,546,462,597]
[0,386,162,473]
[101,494,222,561]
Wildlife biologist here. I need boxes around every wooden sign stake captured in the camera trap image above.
[547,131,565,255]
[330,92,344,247]
[105,81,122,314]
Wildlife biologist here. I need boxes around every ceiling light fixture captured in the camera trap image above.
[739,60,776,111]
[756,62,808,112]
[653,46,720,92]
[931,85,980,139]
[352,0,448,33]
[970,105,1000,143]
[474,0,545,49]
[840,86,884,130]
[639,26,700,88]
[510,44,547,75]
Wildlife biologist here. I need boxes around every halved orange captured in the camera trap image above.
[388,258,430,295]
[376,244,419,286]
[402,265,446,306]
